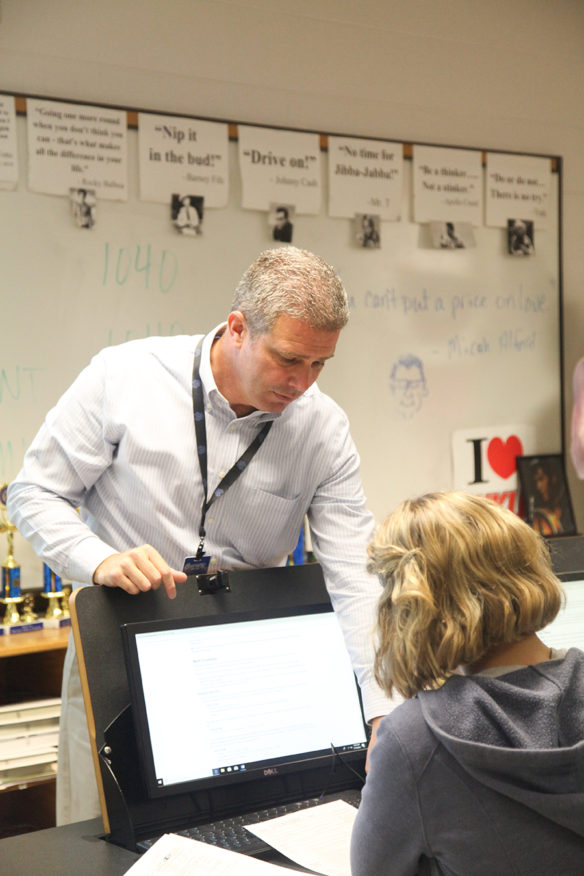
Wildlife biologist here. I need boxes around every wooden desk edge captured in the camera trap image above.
[70,588,111,836]
[0,626,71,657]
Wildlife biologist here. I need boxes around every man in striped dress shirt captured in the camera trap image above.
[7,246,395,825]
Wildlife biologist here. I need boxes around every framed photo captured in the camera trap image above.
[516,454,577,537]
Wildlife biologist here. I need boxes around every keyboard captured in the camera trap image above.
[137,788,362,855]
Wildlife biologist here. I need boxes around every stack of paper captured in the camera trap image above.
[0,698,60,788]
[125,800,357,876]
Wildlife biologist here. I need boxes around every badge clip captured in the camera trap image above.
[196,570,230,595]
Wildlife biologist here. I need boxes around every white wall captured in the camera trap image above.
[1,0,583,521]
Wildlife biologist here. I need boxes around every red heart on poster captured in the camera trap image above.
[487,435,523,479]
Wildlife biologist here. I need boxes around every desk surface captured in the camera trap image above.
[0,818,312,874]
[0,819,139,876]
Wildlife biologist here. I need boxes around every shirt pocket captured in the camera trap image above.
[232,487,306,566]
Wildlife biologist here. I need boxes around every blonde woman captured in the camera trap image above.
[351,492,584,876]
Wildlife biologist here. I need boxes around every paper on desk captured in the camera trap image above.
[123,833,309,875]
[245,799,356,876]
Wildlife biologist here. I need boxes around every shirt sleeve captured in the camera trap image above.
[351,715,427,876]
[307,411,401,722]
[6,350,119,583]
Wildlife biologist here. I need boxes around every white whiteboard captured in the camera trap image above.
[0,117,562,581]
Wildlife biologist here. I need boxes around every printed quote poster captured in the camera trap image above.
[238,125,321,214]
[27,98,128,199]
[413,145,483,225]
[485,153,551,228]
[138,113,229,207]
[328,136,402,220]
[0,95,18,190]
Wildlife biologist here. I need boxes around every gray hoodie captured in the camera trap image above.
[351,648,584,875]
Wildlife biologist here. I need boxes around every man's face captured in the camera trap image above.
[234,314,340,414]
[391,363,427,416]
[275,210,287,228]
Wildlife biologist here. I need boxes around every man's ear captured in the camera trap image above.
[226,311,248,348]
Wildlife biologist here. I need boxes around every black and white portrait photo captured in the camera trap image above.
[430,221,475,249]
[355,213,381,248]
[172,194,204,236]
[270,204,295,243]
[70,187,96,229]
[507,218,535,256]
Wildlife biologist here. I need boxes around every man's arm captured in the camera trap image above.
[306,406,401,727]
[93,545,186,598]
[7,347,186,596]
[7,350,127,586]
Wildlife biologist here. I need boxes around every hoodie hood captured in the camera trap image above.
[419,648,584,837]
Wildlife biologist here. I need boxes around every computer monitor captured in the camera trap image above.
[540,571,584,651]
[121,602,368,800]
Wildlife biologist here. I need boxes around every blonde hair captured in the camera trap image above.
[368,491,564,699]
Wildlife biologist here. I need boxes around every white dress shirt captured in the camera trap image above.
[8,327,393,721]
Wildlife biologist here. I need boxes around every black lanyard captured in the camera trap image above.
[192,337,273,559]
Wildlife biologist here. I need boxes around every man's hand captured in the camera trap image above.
[93,544,187,599]
[366,715,383,773]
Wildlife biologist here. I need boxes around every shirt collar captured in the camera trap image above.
[198,323,225,401]
[197,323,279,424]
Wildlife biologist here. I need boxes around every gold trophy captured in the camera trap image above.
[0,483,23,625]
[21,592,38,623]
[60,585,71,619]
[42,563,64,619]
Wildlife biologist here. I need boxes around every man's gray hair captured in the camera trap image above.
[231,247,349,337]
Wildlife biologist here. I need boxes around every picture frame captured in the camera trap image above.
[516,454,577,537]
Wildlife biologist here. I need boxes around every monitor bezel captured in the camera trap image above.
[121,602,368,800]
[540,570,584,652]
[555,570,584,582]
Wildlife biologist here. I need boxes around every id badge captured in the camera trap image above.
[183,555,211,575]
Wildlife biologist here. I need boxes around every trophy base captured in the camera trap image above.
[0,595,24,625]
[42,616,72,629]
[41,590,65,619]
[1,620,45,634]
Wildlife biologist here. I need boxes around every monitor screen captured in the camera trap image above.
[121,604,368,799]
[540,573,584,651]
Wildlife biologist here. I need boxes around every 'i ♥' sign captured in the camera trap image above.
[452,425,536,493]
[486,435,524,480]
